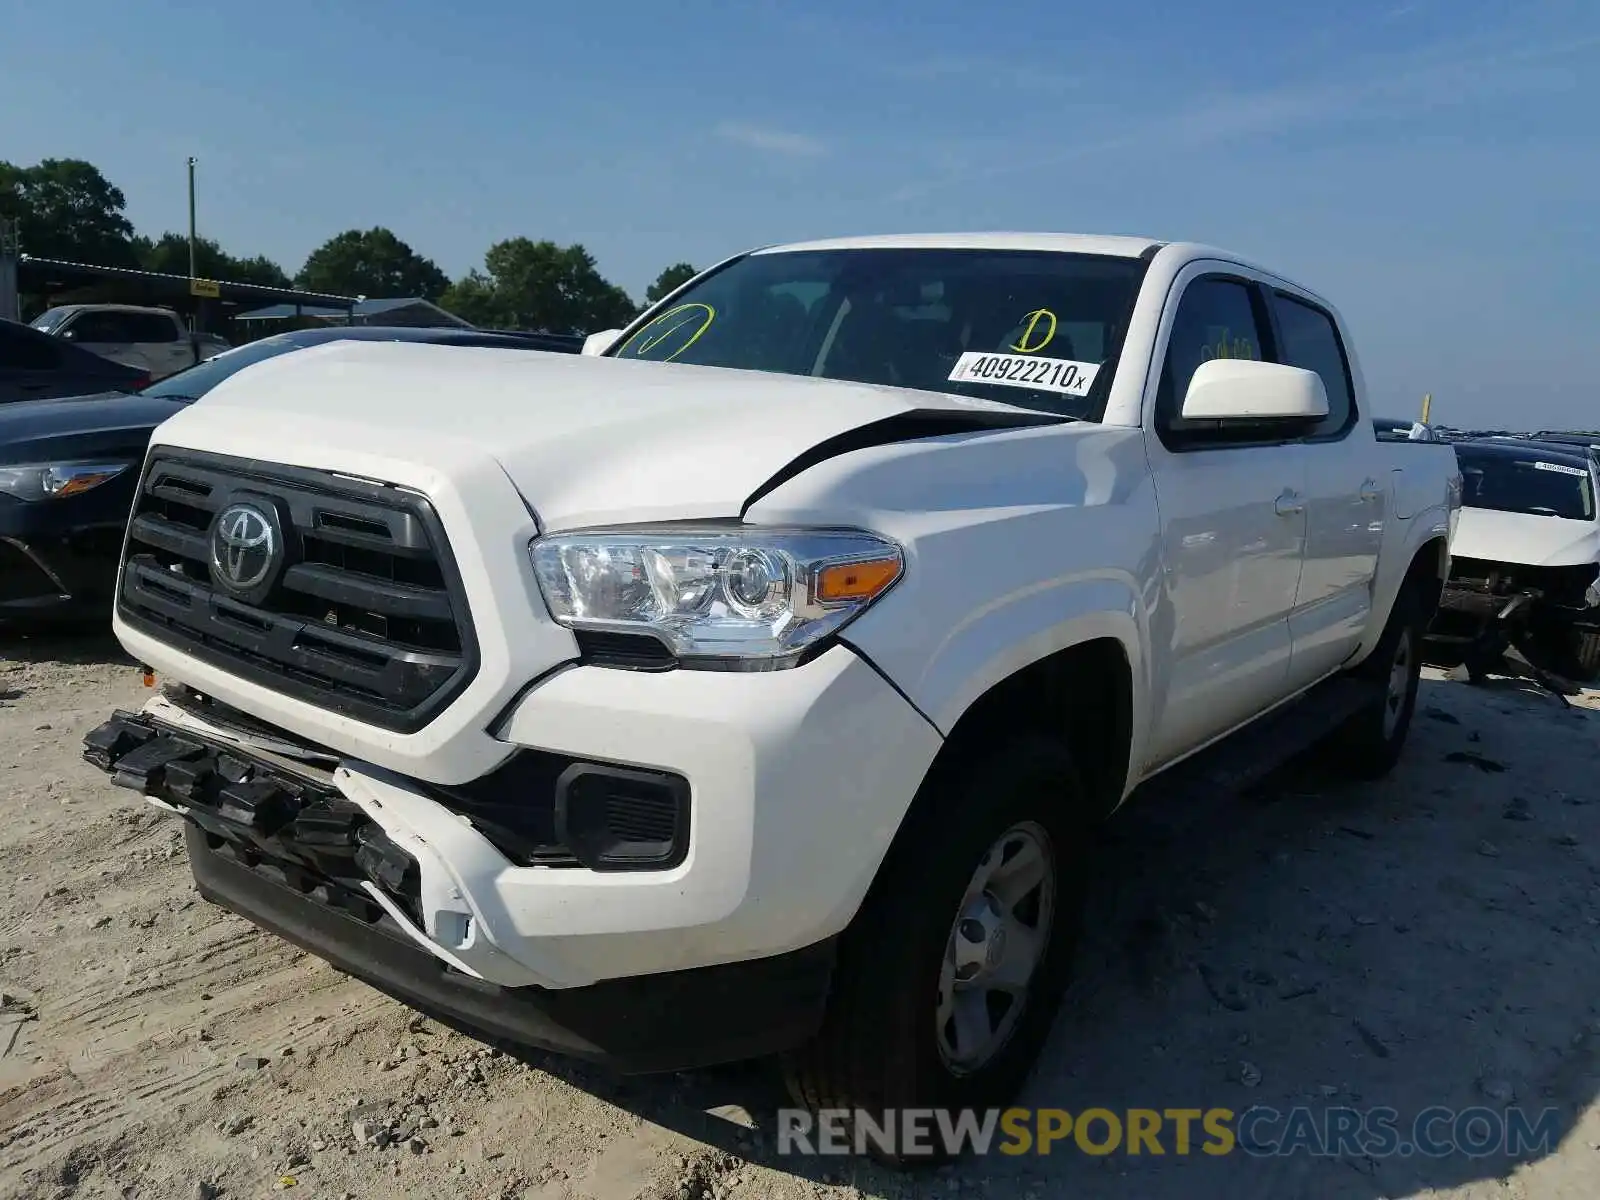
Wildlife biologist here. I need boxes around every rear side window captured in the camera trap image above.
[1271,293,1354,439]
[123,313,182,342]
[0,323,63,370]
[68,312,134,342]
[1155,277,1269,441]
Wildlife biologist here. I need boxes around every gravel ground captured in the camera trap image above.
[4,631,1600,1200]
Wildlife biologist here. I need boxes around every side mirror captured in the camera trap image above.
[582,328,622,357]
[1181,358,1328,422]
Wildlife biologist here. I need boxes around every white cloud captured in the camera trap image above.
[713,120,828,158]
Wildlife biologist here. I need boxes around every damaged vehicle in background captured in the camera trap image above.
[1427,438,1600,688]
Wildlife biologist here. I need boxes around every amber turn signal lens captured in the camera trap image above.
[816,557,901,603]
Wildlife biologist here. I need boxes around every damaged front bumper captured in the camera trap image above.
[1430,557,1600,684]
[79,702,838,1073]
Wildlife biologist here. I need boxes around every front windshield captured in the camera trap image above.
[140,333,306,400]
[607,247,1149,419]
[30,307,74,333]
[1456,447,1596,521]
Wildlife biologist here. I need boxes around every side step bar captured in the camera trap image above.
[1129,675,1380,812]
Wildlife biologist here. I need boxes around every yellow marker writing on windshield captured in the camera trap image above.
[621,302,716,362]
[1010,308,1057,354]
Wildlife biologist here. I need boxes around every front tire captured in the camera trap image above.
[1332,581,1426,778]
[781,738,1089,1167]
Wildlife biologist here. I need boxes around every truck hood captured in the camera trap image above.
[1452,506,1600,567]
[149,338,1063,529]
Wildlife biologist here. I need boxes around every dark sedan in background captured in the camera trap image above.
[1,324,582,626]
[2,316,153,403]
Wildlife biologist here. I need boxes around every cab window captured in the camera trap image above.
[1271,292,1355,439]
[1154,276,1270,446]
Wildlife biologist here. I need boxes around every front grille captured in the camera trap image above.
[116,450,478,733]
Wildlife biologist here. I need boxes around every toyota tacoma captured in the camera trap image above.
[81,233,1460,1161]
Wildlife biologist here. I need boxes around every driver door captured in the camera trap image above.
[1141,270,1311,771]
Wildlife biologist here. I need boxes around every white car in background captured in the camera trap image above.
[31,304,229,381]
[1432,437,1600,683]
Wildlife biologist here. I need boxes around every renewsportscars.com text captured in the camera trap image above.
[776,1105,1562,1159]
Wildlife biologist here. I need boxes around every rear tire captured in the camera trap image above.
[780,738,1090,1167]
[1332,581,1426,779]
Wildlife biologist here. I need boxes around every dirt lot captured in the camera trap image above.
[4,632,1600,1200]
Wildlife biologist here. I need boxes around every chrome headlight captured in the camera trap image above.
[531,525,904,670]
[0,460,132,502]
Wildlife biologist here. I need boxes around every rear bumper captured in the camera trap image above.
[81,707,838,1072]
[183,823,835,1073]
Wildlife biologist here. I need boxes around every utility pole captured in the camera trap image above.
[1420,392,1432,424]
[0,216,19,322]
[187,156,198,279]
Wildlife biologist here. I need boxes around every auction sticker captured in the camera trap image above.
[948,351,1100,397]
[1533,461,1588,476]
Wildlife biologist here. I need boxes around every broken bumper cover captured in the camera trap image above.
[80,709,837,1073]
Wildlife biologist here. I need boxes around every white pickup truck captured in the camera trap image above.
[82,233,1460,1160]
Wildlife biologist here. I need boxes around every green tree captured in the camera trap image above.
[135,232,291,288]
[295,227,449,299]
[438,239,637,334]
[0,158,137,265]
[645,262,698,304]
[436,271,505,327]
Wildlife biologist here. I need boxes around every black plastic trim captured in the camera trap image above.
[554,761,691,871]
[80,707,424,928]
[573,628,678,671]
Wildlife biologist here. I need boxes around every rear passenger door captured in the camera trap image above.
[1270,289,1385,687]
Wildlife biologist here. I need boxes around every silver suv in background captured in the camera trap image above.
[31,304,229,380]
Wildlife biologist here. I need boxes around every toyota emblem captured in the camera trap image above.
[210,503,279,592]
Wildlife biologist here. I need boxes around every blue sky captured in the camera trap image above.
[3,0,1596,429]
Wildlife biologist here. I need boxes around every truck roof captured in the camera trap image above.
[753,232,1167,258]
[39,303,179,316]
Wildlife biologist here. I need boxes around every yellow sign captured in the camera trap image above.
[620,302,716,362]
[1009,308,1057,354]
[189,278,220,298]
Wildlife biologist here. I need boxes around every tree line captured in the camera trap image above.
[0,157,700,334]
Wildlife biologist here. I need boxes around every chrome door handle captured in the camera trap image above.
[1359,478,1383,503]
[1275,490,1305,517]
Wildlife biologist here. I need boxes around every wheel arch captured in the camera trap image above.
[1354,533,1450,666]
[850,635,1137,926]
